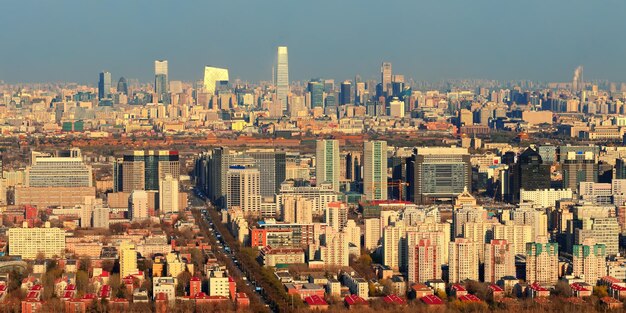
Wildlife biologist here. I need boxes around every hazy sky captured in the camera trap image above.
[1,0,625,84]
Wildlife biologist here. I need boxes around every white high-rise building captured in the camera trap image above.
[93,206,110,228]
[26,149,93,187]
[129,190,149,221]
[276,46,289,111]
[364,218,381,250]
[344,220,361,253]
[525,236,559,285]
[203,66,229,94]
[448,238,479,283]
[159,174,179,214]
[319,228,349,267]
[316,140,340,192]
[364,141,388,200]
[281,196,313,224]
[226,165,261,215]
[326,201,348,232]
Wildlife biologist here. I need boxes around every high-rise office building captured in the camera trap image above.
[407,147,471,204]
[119,241,138,280]
[616,158,626,179]
[562,150,598,191]
[407,238,441,284]
[525,237,559,285]
[154,60,169,104]
[340,80,352,105]
[308,79,324,108]
[203,66,229,94]
[226,165,261,215]
[381,62,392,95]
[248,149,286,198]
[507,147,551,202]
[117,77,129,95]
[484,239,516,283]
[129,190,149,221]
[98,71,111,99]
[326,201,348,232]
[276,46,289,111]
[363,141,388,200]
[448,238,479,283]
[316,140,340,192]
[159,174,179,214]
[114,150,180,192]
[572,239,607,286]
[26,149,92,188]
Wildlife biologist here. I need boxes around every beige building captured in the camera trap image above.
[525,236,559,285]
[208,270,230,297]
[484,239,516,283]
[159,174,179,214]
[364,218,381,250]
[448,238,479,283]
[8,222,66,259]
[119,241,138,280]
[15,186,96,208]
[572,239,607,285]
[281,196,313,224]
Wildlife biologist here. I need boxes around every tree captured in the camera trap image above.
[593,285,608,298]
[176,270,192,296]
[76,270,90,295]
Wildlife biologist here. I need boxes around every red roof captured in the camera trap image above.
[65,284,76,291]
[190,276,201,282]
[611,284,626,291]
[458,294,481,302]
[99,285,111,298]
[62,291,75,299]
[570,283,590,292]
[530,282,549,291]
[344,294,367,306]
[602,276,621,284]
[26,291,39,299]
[30,285,42,291]
[382,294,406,305]
[451,284,467,292]
[489,284,504,292]
[420,295,444,305]
[155,293,168,301]
[82,293,97,300]
[304,295,328,306]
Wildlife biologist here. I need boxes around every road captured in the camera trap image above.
[189,189,274,313]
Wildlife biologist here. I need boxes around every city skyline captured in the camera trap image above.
[1,0,626,83]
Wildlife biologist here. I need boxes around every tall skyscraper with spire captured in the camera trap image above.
[276,46,289,111]
[573,65,583,93]
[154,60,169,104]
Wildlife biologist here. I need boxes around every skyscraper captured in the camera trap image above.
[159,174,179,214]
[316,139,340,192]
[98,71,111,99]
[525,237,559,285]
[203,66,229,94]
[340,80,352,105]
[562,150,598,191]
[381,62,392,95]
[572,239,607,285]
[407,238,441,284]
[448,238,479,283]
[276,46,289,111]
[363,141,388,200]
[154,60,169,104]
[573,65,583,93]
[226,165,261,215]
[117,77,129,95]
[308,79,324,108]
[114,150,180,192]
[484,239,515,284]
[248,149,286,198]
[508,147,551,202]
[407,147,471,204]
